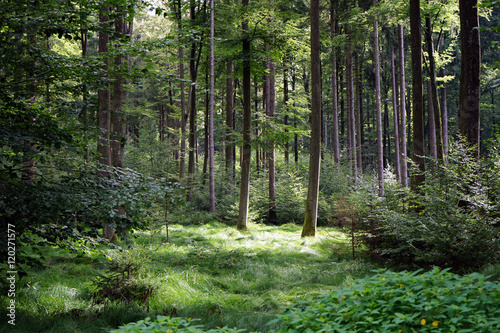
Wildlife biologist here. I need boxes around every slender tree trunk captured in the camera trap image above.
[266,50,277,224]
[345,25,357,178]
[398,25,408,187]
[237,0,251,230]
[428,80,437,159]
[391,47,401,183]
[293,73,299,164]
[179,46,187,178]
[410,0,425,189]
[424,7,445,162]
[459,0,481,158]
[373,0,384,195]
[355,53,363,172]
[112,9,125,169]
[98,6,111,171]
[440,63,449,160]
[208,0,215,212]
[225,61,234,175]
[284,66,290,164]
[331,5,340,163]
[302,0,321,237]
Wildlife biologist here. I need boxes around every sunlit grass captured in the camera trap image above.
[0,222,380,333]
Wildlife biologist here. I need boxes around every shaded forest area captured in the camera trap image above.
[1,0,500,332]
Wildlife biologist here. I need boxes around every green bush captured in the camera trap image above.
[365,141,500,270]
[274,268,500,333]
[110,316,249,333]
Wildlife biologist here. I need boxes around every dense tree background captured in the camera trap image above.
[1,0,499,280]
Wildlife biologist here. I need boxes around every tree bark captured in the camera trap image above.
[330,5,340,163]
[391,47,401,183]
[373,0,384,195]
[302,0,321,237]
[237,0,251,230]
[459,0,481,158]
[428,80,437,159]
[398,24,408,187]
[424,8,445,162]
[208,0,215,213]
[225,61,234,175]
[345,25,357,179]
[410,0,425,190]
[355,53,363,173]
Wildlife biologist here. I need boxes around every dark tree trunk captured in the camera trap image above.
[331,5,340,163]
[373,0,384,195]
[391,47,401,183]
[237,0,251,230]
[410,0,425,190]
[302,0,321,237]
[398,24,408,187]
[459,0,481,158]
[208,0,215,212]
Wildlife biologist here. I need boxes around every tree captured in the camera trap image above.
[208,0,215,213]
[459,0,481,158]
[373,0,384,195]
[237,0,252,230]
[398,24,408,187]
[410,0,425,189]
[391,47,401,183]
[302,0,321,237]
[330,4,340,164]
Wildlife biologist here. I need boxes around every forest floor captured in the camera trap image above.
[0,222,383,333]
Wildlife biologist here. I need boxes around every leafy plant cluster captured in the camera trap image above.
[275,268,500,333]
[111,268,500,333]
[361,140,500,271]
[92,250,154,309]
[110,316,250,333]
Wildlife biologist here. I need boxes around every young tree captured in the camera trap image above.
[208,0,215,212]
[330,5,340,163]
[237,0,252,230]
[373,0,384,195]
[302,0,321,237]
[398,24,408,187]
[459,0,481,158]
[391,47,401,182]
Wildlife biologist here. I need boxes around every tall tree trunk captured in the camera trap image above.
[98,6,111,171]
[284,66,290,164]
[355,53,363,172]
[440,61,449,160]
[345,25,357,178]
[398,24,408,187]
[112,9,125,169]
[187,0,199,194]
[98,6,114,240]
[266,50,277,224]
[391,47,401,183]
[373,0,384,195]
[428,80,437,159]
[179,46,187,178]
[208,0,215,212]
[225,61,234,175]
[410,0,425,189]
[293,73,299,164]
[459,0,481,158]
[330,5,340,163]
[302,0,321,237]
[237,0,251,230]
[424,7,445,162]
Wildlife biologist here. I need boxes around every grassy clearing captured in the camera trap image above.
[1,222,380,333]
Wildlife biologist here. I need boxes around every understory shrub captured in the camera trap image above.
[274,268,500,333]
[110,316,250,333]
[365,141,500,271]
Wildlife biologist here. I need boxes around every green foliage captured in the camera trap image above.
[110,316,249,333]
[364,141,500,271]
[92,250,154,308]
[274,268,500,333]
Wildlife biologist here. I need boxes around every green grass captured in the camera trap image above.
[1,222,380,333]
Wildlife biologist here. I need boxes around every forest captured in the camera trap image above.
[1,0,500,331]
